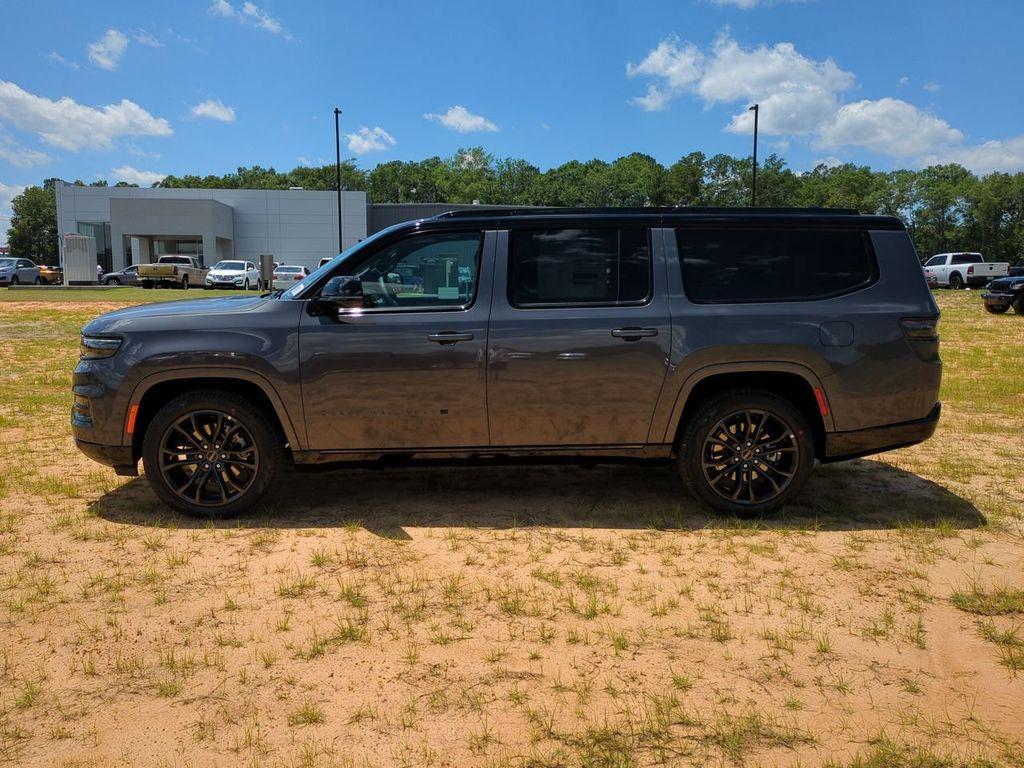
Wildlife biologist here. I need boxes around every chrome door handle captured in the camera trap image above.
[611,327,658,340]
[428,331,474,344]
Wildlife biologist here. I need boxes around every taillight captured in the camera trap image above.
[967,265,974,275]
[900,317,939,341]
[172,266,179,275]
[293,275,301,280]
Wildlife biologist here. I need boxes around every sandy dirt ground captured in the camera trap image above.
[1,294,1022,768]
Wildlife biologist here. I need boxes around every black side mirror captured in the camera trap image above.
[317,275,364,315]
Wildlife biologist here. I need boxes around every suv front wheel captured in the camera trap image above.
[142,390,283,517]
[679,390,815,515]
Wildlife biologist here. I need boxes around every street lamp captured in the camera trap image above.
[334,107,343,253]
[748,103,759,207]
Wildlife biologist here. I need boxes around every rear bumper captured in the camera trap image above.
[74,439,137,476]
[823,402,941,462]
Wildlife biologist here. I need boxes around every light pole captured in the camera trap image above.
[334,107,343,253]
[749,103,759,207]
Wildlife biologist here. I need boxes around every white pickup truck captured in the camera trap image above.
[922,252,1009,289]
[138,255,209,290]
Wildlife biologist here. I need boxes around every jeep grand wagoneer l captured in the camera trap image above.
[73,207,941,516]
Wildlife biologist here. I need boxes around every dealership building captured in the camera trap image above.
[54,181,477,273]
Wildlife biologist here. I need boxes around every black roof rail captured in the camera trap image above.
[433,206,862,218]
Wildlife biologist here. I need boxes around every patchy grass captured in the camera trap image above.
[0,289,1021,767]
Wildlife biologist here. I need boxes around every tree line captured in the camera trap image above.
[7,149,1024,265]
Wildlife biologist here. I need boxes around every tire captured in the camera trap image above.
[678,389,815,516]
[142,281,153,289]
[985,303,1009,314]
[10,276,18,285]
[141,390,284,517]
[181,275,189,290]
[949,273,964,290]
[106,277,121,286]
[1014,297,1024,316]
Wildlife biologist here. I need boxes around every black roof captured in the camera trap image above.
[430,206,904,230]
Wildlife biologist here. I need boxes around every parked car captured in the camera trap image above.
[138,256,208,289]
[981,275,1024,315]
[924,271,939,289]
[0,257,41,285]
[72,207,942,518]
[272,264,310,290]
[922,252,1008,289]
[205,260,259,290]
[38,264,63,285]
[103,265,140,286]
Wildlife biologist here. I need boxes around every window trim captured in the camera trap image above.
[507,226,654,310]
[313,229,485,314]
[676,225,880,305]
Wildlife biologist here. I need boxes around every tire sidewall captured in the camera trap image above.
[679,390,815,516]
[142,391,281,517]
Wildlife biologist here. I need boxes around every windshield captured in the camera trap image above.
[281,224,409,300]
[0,258,15,268]
[212,261,245,270]
[159,256,191,264]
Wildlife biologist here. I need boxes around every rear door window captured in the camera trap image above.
[509,227,651,307]
[676,227,876,304]
[952,254,977,265]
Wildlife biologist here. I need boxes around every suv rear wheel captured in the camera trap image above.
[142,390,283,517]
[948,273,964,290]
[678,390,815,515]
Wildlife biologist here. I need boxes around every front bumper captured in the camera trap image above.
[823,402,941,462]
[74,439,137,475]
[982,291,1017,309]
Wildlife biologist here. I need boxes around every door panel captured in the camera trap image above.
[299,230,494,451]
[486,228,671,447]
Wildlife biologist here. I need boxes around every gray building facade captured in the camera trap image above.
[55,182,368,273]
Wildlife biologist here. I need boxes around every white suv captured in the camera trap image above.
[204,260,259,290]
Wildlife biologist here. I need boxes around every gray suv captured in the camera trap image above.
[72,208,942,517]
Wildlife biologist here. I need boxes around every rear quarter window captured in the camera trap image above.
[676,227,877,304]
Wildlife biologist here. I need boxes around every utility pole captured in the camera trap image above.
[749,103,759,207]
[334,107,343,253]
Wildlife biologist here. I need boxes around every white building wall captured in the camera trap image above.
[55,183,367,271]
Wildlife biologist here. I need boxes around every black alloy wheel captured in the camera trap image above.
[142,390,283,516]
[157,410,260,508]
[679,390,815,515]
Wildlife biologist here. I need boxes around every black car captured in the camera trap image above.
[982,275,1024,314]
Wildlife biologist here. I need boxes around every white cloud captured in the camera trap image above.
[626,33,854,134]
[0,80,173,151]
[710,0,809,7]
[209,0,292,39]
[898,75,909,87]
[111,165,167,186]
[87,28,128,70]
[0,137,51,168]
[922,135,1024,175]
[923,81,941,93]
[48,51,79,70]
[816,98,962,157]
[424,105,499,133]
[190,98,236,122]
[134,30,163,48]
[345,126,396,154]
[627,37,704,95]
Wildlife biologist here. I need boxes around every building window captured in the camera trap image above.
[76,222,112,272]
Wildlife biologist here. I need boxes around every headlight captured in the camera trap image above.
[80,336,122,359]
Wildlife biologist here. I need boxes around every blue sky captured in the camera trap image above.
[2,0,1023,243]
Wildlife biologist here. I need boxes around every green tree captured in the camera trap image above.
[7,185,57,263]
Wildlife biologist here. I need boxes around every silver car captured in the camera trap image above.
[0,257,41,285]
[103,265,140,286]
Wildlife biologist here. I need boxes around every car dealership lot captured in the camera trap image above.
[0,290,1021,767]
